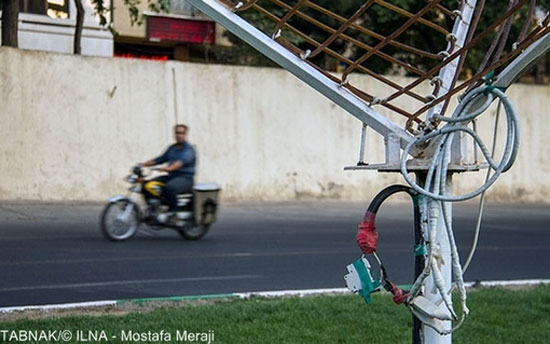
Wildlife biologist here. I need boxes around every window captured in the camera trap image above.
[46,0,69,19]
[19,0,69,19]
[20,0,47,14]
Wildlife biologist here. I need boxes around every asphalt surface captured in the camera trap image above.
[0,201,549,307]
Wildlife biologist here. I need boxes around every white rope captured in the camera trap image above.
[402,86,520,335]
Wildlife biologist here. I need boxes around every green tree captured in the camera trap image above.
[209,0,548,82]
[74,0,85,54]
[212,0,365,68]
[91,0,170,27]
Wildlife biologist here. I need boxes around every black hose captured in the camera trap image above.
[360,184,424,344]
[366,184,418,214]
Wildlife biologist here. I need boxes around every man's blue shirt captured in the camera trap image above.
[154,142,196,178]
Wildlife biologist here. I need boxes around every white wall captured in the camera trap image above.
[0,47,549,203]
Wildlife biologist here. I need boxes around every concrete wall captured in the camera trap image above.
[1,47,549,203]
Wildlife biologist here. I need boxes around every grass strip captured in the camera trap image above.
[1,285,549,343]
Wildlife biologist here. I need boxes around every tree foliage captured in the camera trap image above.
[91,0,170,31]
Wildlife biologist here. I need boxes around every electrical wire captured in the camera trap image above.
[402,86,519,335]
[433,99,503,309]
[463,100,502,274]
[400,87,519,202]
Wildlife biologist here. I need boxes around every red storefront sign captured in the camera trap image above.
[148,16,216,44]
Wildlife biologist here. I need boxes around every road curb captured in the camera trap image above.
[1,279,549,314]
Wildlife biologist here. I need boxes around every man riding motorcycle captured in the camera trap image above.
[101,123,220,241]
[140,124,196,219]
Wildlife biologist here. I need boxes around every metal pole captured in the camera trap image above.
[423,174,453,344]
[358,124,368,165]
[412,172,426,344]
[426,0,477,122]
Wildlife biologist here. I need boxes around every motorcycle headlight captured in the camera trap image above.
[126,174,138,183]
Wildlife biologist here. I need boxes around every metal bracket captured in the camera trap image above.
[345,132,401,171]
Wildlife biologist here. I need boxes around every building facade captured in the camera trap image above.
[1,0,228,61]
[112,0,229,62]
[0,0,113,56]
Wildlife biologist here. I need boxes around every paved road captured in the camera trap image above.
[0,201,548,307]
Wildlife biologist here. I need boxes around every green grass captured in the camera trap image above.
[1,285,550,343]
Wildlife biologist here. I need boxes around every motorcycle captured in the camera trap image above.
[100,166,221,241]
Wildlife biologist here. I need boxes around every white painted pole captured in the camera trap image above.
[421,1,478,340]
[423,175,453,344]
[426,0,477,122]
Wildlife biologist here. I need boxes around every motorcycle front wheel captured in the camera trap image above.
[100,200,140,241]
[178,224,210,240]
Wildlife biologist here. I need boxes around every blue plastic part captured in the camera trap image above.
[352,258,382,304]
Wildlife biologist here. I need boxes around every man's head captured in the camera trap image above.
[174,124,188,144]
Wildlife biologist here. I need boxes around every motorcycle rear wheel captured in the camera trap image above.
[178,224,210,240]
[101,200,140,241]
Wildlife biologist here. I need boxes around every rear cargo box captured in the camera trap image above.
[193,183,221,225]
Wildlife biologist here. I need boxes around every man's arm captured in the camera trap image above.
[140,159,179,172]
[141,147,170,167]
[159,161,183,172]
